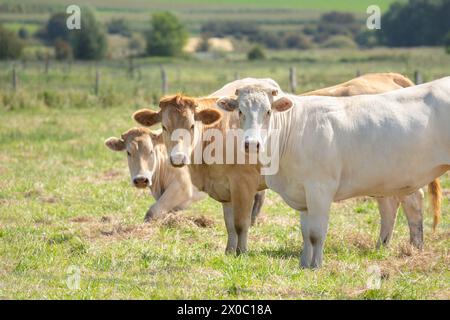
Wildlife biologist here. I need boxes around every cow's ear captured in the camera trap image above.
[271,97,293,112]
[105,137,126,151]
[194,108,222,125]
[133,109,161,127]
[216,97,239,112]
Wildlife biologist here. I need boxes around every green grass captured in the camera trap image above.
[2,47,450,111]
[0,47,449,299]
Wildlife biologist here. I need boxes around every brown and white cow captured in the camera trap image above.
[133,96,267,254]
[106,127,266,224]
[105,127,207,221]
[300,72,415,97]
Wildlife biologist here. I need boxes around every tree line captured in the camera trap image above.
[1,0,450,61]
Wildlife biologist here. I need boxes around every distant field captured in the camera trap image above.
[5,0,402,12]
[0,0,405,33]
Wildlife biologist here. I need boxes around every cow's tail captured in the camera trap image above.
[392,73,415,88]
[428,179,442,232]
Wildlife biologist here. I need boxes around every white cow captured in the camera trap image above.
[217,77,450,268]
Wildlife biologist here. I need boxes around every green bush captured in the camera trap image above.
[0,25,23,59]
[284,33,313,49]
[146,12,188,57]
[18,27,29,40]
[355,30,379,49]
[322,35,357,49]
[247,45,266,60]
[69,8,107,60]
[54,38,73,60]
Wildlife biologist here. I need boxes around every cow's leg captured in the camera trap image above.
[401,190,424,249]
[251,190,266,226]
[301,184,334,269]
[222,202,238,254]
[144,182,189,222]
[230,179,257,255]
[375,197,400,248]
[300,210,313,267]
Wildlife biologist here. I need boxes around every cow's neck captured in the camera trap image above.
[150,143,169,199]
[269,105,307,159]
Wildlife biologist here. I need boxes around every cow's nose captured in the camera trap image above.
[170,154,188,167]
[133,176,149,188]
[244,140,260,153]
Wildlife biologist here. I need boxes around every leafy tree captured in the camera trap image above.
[0,25,23,59]
[313,11,360,43]
[379,0,450,47]
[107,18,131,37]
[247,45,265,60]
[46,12,70,42]
[69,8,107,60]
[146,12,188,56]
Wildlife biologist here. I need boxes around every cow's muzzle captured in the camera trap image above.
[133,175,151,188]
[244,138,261,153]
[170,153,189,167]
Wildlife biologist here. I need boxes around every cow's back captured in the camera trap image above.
[301,73,414,97]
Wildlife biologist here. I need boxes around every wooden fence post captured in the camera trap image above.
[45,56,50,74]
[289,66,297,93]
[160,66,168,95]
[12,64,18,91]
[414,70,422,85]
[95,68,100,95]
[128,56,134,78]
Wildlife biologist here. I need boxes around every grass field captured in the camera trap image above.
[0,47,449,299]
[0,106,448,299]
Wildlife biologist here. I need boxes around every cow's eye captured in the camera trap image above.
[127,151,131,156]
[267,110,271,116]
[190,124,195,130]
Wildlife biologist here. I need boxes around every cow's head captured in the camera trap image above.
[105,127,162,188]
[217,84,293,153]
[133,94,222,167]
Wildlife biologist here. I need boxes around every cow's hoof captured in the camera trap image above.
[144,211,160,222]
[225,247,237,255]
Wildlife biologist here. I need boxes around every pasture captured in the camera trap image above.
[0,47,449,299]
